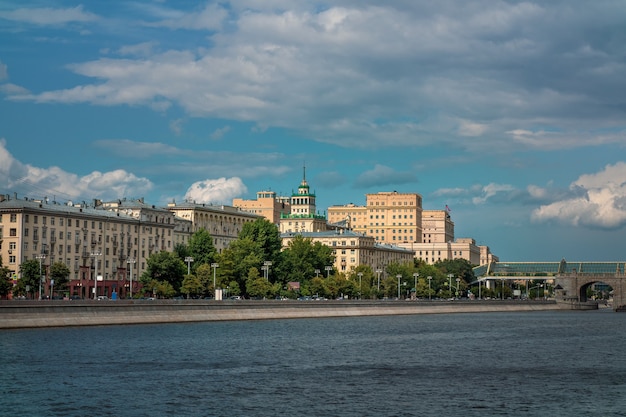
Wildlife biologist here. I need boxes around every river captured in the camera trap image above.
[1,309,625,416]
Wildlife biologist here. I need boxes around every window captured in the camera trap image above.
[9,228,16,237]
[10,214,16,222]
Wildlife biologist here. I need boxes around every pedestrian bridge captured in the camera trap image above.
[473,259,626,311]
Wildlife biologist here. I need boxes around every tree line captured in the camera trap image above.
[1,218,486,300]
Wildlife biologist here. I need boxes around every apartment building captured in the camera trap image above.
[0,195,176,299]
[328,191,423,244]
[166,200,260,252]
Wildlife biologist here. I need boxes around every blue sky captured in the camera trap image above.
[1,1,625,262]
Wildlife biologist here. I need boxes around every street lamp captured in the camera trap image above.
[447,274,453,299]
[126,257,136,299]
[376,269,382,291]
[413,273,419,299]
[184,256,194,275]
[263,261,272,280]
[91,250,101,299]
[396,274,402,299]
[36,254,46,300]
[211,263,219,291]
[315,269,320,278]
[325,266,332,278]
[427,276,432,301]
[357,272,363,299]
[456,277,461,298]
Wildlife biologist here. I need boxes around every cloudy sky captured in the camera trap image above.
[1,1,625,261]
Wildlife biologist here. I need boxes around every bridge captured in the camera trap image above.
[473,259,626,311]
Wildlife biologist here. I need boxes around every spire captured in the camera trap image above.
[303,162,306,182]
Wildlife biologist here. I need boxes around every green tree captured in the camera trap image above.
[239,218,283,262]
[180,274,203,298]
[140,251,187,294]
[49,261,71,295]
[280,235,334,285]
[19,259,43,299]
[245,267,275,299]
[187,228,217,270]
[217,237,263,296]
[0,263,12,299]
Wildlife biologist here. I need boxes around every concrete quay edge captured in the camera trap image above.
[0,300,565,329]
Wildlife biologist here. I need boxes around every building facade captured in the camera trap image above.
[0,195,177,299]
[232,190,290,224]
[328,191,424,244]
[166,200,260,253]
[280,230,414,274]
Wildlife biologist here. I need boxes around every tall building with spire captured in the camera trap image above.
[279,165,328,233]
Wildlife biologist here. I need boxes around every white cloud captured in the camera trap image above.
[210,126,230,140]
[531,162,626,229]
[184,177,248,204]
[0,83,28,95]
[7,2,626,152]
[472,183,516,204]
[354,164,416,188]
[0,139,152,202]
[0,5,97,25]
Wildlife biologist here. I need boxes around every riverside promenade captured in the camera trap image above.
[0,299,562,329]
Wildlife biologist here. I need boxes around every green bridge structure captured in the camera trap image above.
[473,259,626,311]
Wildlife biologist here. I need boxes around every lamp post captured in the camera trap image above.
[427,276,432,301]
[376,269,382,291]
[91,250,101,299]
[357,272,363,300]
[211,263,219,292]
[315,269,320,278]
[36,254,46,300]
[456,277,460,298]
[325,266,332,278]
[447,274,453,299]
[126,257,135,299]
[184,256,194,275]
[263,261,272,281]
[396,274,402,299]
[413,273,419,299]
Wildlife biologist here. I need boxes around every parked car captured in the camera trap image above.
[96,296,108,301]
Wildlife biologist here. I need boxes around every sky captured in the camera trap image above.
[0,1,625,262]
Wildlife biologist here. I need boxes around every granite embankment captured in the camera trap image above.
[0,299,563,329]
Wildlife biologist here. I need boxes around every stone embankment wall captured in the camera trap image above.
[0,300,562,329]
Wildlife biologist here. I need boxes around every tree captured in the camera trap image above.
[245,267,275,299]
[217,237,263,296]
[180,274,203,298]
[0,264,12,299]
[239,218,283,262]
[19,259,43,299]
[140,251,187,294]
[49,262,71,295]
[280,235,334,285]
[187,228,217,270]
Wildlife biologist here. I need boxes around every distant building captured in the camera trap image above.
[328,192,496,266]
[280,230,414,274]
[233,190,290,224]
[166,200,260,253]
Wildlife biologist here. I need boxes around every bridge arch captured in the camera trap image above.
[474,260,626,311]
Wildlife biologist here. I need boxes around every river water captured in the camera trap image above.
[1,309,625,417]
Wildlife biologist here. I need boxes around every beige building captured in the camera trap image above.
[328,191,423,244]
[233,190,290,224]
[166,200,260,252]
[280,230,414,274]
[0,195,177,299]
[328,192,497,266]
